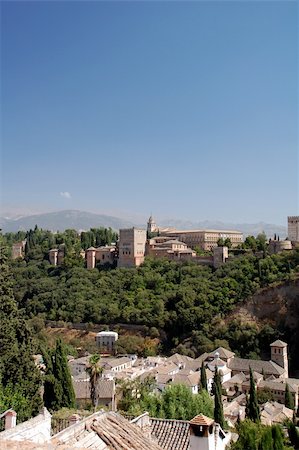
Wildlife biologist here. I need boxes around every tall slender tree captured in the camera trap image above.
[288,422,299,449]
[42,346,62,411]
[285,383,294,410]
[271,425,284,450]
[246,367,260,423]
[86,354,103,409]
[53,339,75,408]
[213,367,224,429]
[258,428,273,450]
[200,362,207,391]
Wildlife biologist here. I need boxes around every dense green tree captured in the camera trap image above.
[258,427,273,450]
[224,238,232,248]
[118,381,213,420]
[0,237,42,421]
[233,419,258,450]
[213,367,224,429]
[256,232,267,252]
[246,367,260,423]
[5,239,299,366]
[200,362,207,391]
[41,346,62,411]
[53,339,75,408]
[217,238,225,247]
[288,422,299,449]
[257,387,274,405]
[271,424,284,450]
[233,420,290,450]
[285,383,294,410]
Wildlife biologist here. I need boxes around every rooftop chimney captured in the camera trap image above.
[3,410,17,430]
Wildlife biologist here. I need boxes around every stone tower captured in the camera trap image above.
[147,215,158,235]
[270,340,288,378]
[49,249,58,266]
[118,228,146,268]
[86,247,96,269]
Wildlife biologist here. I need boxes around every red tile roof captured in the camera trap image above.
[150,418,190,450]
[189,414,214,426]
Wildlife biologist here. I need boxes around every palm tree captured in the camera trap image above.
[86,354,103,410]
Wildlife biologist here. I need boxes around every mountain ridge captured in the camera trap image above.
[0,209,287,237]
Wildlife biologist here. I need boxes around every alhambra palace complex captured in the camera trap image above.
[4,217,299,449]
[12,215,298,269]
[51,216,243,269]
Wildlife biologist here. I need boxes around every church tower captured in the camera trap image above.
[270,340,288,378]
[147,215,158,235]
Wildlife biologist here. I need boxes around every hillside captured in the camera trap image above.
[229,277,299,370]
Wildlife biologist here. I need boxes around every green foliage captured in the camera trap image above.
[285,383,295,410]
[200,362,207,391]
[118,381,213,421]
[116,334,159,357]
[271,424,285,450]
[232,420,291,450]
[246,368,260,423]
[4,226,117,264]
[242,233,267,252]
[0,238,42,421]
[258,427,273,450]
[288,422,299,449]
[6,243,299,361]
[42,340,75,410]
[53,339,76,408]
[86,354,103,408]
[257,387,274,405]
[213,367,225,429]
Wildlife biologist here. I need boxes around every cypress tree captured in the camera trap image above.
[271,425,284,450]
[288,422,299,449]
[200,362,207,391]
[259,428,273,450]
[246,367,260,423]
[213,367,224,429]
[53,339,75,408]
[285,383,294,410]
[42,347,62,411]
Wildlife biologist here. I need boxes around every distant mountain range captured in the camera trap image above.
[158,219,287,239]
[0,209,287,238]
[0,210,134,233]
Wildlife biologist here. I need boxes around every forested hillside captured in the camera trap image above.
[8,234,299,369]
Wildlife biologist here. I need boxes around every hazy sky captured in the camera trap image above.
[1,1,298,225]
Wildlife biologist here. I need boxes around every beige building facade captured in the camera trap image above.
[161,229,243,251]
[118,228,147,268]
[86,246,116,269]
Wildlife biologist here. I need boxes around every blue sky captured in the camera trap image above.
[1,1,298,225]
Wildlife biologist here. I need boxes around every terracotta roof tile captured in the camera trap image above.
[228,358,285,376]
[150,418,190,450]
[208,348,235,359]
[52,411,162,450]
[189,414,214,426]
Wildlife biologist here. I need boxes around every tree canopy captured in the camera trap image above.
[0,238,42,422]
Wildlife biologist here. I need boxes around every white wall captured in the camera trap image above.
[0,409,51,444]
